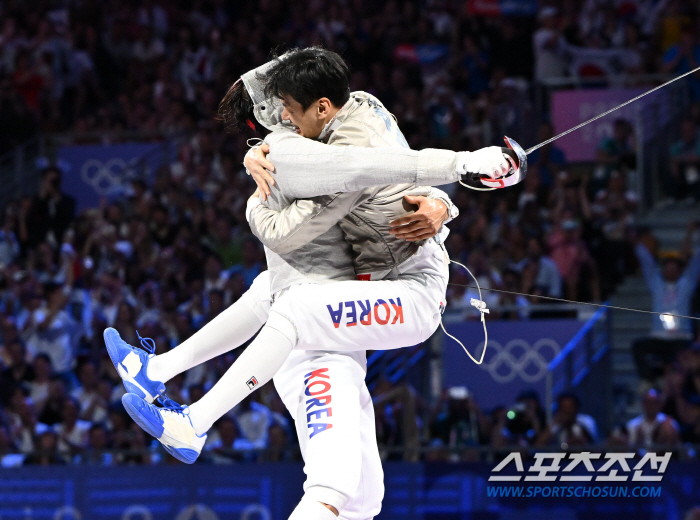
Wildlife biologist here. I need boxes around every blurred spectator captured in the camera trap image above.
[662,23,700,101]
[7,389,49,454]
[494,269,530,320]
[669,118,700,202]
[78,423,113,465]
[625,389,680,448]
[263,424,292,462]
[594,119,636,194]
[27,353,53,414]
[632,222,700,382]
[527,122,567,186]
[429,387,489,460]
[536,392,598,447]
[71,359,108,423]
[233,394,278,452]
[54,397,91,455]
[24,430,64,466]
[205,416,243,464]
[0,341,33,404]
[19,167,76,250]
[22,283,75,378]
[661,348,700,443]
[374,379,424,462]
[38,376,69,426]
[533,7,567,82]
[0,213,20,268]
[547,216,600,301]
[516,237,563,298]
[590,171,637,296]
[491,390,546,448]
[132,26,165,63]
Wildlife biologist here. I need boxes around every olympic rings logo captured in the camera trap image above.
[477,338,561,383]
[81,158,135,195]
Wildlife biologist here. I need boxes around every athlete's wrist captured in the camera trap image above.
[436,197,458,224]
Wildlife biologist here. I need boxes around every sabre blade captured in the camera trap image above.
[525,65,700,155]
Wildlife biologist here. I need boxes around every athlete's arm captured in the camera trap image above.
[255,132,509,199]
[247,187,454,253]
[246,190,372,255]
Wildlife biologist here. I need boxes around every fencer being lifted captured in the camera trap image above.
[106,47,522,464]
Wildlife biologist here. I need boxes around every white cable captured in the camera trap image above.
[440,259,490,365]
[458,179,496,192]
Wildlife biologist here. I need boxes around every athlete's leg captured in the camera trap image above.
[338,382,384,520]
[274,351,367,520]
[147,243,444,430]
[185,263,444,437]
[186,312,294,435]
[271,240,447,354]
[147,271,272,383]
[106,271,272,401]
[273,271,446,353]
[125,245,446,444]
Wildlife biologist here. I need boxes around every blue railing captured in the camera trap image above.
[366,343,426,392]
[546,306,610,423]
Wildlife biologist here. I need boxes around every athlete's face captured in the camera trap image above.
[280,94,332,139]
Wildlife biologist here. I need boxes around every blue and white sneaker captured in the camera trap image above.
[104,328,165,403]
[122,393,207,464]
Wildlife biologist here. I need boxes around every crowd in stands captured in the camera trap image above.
[0,0,700,465]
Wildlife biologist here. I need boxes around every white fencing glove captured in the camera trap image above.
[456,146,520,189]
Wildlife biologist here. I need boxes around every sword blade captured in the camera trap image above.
[525,66,700,155]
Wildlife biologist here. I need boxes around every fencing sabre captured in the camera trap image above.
[450,66,700,363]
[462,65,700,191]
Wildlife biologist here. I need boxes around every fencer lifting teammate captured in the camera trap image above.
[105,48,519,520]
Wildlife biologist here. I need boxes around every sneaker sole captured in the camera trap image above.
[105,329,159,404]
[122,396,200,464]
[103,329,123,371]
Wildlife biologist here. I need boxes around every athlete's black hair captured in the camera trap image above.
[217,79,265,134]
[261,47,350,111]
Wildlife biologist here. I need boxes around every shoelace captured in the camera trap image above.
[135,330,156,355]
[156,394,186,416]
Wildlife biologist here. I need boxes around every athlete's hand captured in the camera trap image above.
[244,144,275,201]
[459,146,514,180]
[389,195,448,242]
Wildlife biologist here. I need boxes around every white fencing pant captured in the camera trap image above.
[274,349,384,520]
[247,271,384,519]
[270,239,449,352]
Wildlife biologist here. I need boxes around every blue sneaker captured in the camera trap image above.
[122,393,207,464]
[104,328,165,403]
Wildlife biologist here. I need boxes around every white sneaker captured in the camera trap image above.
[122,393,206,464]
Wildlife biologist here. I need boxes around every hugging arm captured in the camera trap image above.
[246,190,372,255]
[247,186,456,254]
